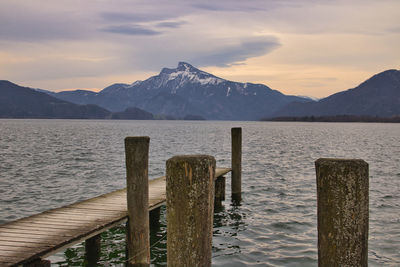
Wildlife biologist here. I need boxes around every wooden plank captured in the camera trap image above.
[56,204,126,211]
[3,224,100,235]
[3,217,110,229]
[25,213,119,222]
[70,200,127,207]
[0,244,52,252]
[19,210,122,221]
[0,231,71,240]
[0,240,53,248]
[4,220,93,230]
[8,219,105,228]
[7,211,120,224]
[0,228,80,237]
[43,209,126,217]
[68,203,127,209]
[34,211,122,220]
[1,222,114,235]
[0,254,22,259]
[0,255,22,263]
[0,223,90,232]
[0,236,52,244]
[0,250,34,259]
[55,207,126,215]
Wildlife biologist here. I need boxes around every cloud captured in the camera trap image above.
[0,0,399,96]
[156,21,187,28]
[109,34,281,73]
[101,25,162,36]
[388,27,400,33]
[101,12,175,23]
[192,2,264,12]
[190,37,281,67]
[0,8,87,42]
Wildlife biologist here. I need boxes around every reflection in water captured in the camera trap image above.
[213,202,247,261]
[149,207,167,266]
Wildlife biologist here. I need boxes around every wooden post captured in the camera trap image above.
[231,127,242,202]
[149,207,161,230]
[125,137,150,267]
[85,234,101,266]
[316,158,369,267]
[166,155,216,267]
[23,259,51,267]
[214,176,226,209]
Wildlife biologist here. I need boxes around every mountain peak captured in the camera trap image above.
[359,69,400,88]
[158,62,225,87]
[370,69,399,79]
[177,61,197,71]
[160,62,199,75]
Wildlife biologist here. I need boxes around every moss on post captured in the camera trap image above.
[316,158,369,267]
[166,155,216,267]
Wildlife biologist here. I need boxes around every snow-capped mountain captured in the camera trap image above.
[133,62,225,91]
[47,62,310,120]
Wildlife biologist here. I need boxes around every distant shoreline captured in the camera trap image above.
[262,115,400,123]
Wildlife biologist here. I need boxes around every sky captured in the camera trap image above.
[0,0,399,98]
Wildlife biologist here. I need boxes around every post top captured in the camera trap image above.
[167,154,216,164]
[315,158,368,167]
[125,136,150,142]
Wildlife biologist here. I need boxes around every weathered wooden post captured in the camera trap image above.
[166,155,216,267]
[214,176,226,209]
[315,158,369,267]
[85,234,101,266]
[231,127,242,202]
[125,137,150,267]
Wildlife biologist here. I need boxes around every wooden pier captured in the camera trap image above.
[1,127,370,267]
[0,168,231,266]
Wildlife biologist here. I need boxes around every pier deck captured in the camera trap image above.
[0,168,231,267]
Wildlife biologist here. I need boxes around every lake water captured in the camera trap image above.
[0,119,399,266]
